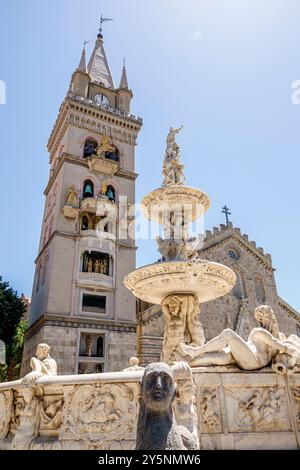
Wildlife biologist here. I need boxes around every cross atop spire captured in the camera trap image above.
[222,205,231,225]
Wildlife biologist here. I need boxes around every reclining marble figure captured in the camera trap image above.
[176,305,300,372]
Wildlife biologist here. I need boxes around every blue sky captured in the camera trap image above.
[0,0,300,310]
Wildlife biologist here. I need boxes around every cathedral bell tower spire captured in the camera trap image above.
[87,31,115,88]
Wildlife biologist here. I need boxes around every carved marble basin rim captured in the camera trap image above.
[124,259,236,305]
[141,185,211,223]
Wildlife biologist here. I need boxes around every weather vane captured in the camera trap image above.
[99,14,114,34]
[222,205,231,225]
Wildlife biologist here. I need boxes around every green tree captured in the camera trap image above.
[10,320,27,379]
[0,277,26,380]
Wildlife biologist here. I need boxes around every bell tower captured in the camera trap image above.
[21,31,142,375]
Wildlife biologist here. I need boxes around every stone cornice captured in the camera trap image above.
[45,153,138,195]
[25,314,137,340]
[48,96,142,159]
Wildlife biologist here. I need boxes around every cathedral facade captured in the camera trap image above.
[21,31,300,375]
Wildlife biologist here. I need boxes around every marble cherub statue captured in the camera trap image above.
[175,305,300,373]
[135,362,198,450]
[22,343,57,385]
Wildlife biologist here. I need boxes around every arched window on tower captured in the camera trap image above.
[105,185,115,202]
[105,147,119,162]
[83,139,98,158]
[254,276,266,303]
[232,272,246,299]
[82,180,94,199]
[97,337,104,357]
[81,215,89,231]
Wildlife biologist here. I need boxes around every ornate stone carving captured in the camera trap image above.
[61,383,138,448]
[172,361,199,447]
[291,387,300,429]
[0,391,13,439]
[142,186,210,225]
[136,362,198,450]
[162,126,184,187]
[10,392,25,433]
[12,387,41,449]
[40,395,64,431]
[225,387,290,432]
[161,294,204,363]
[199,388,220,431]
[156,236,199,262]
[124,259,236,305]
[272,334,300,375]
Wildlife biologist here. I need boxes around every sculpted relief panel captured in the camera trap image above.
[198,388,222,434]
[60,382,139,449]
[291,387,300,430]
[0,391,13,439]
[224,386,292,433]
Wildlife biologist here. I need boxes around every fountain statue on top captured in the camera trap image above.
[124,127,236,363]
[162,126,185,187]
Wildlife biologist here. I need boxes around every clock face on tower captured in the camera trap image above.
[94,93,109,107]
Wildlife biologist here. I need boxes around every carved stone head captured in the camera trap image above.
[166,296,181,317]
[142,362,176,413]
[129,357,139,367]
[254,305,279,338]
[36,343,50,361]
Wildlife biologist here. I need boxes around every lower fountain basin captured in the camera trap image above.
[124,259,236,304]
